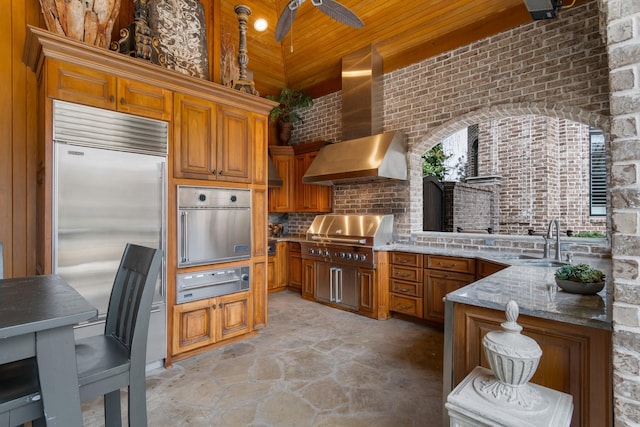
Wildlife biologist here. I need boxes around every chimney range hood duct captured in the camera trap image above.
[302,45,407,186]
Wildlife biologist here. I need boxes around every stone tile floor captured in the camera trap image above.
[82,290,445,426]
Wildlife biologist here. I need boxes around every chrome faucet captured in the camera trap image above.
[543,219,561,261]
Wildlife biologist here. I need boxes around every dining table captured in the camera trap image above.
[0,274,98,427]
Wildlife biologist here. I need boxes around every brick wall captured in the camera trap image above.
[603,0,640,424]
[443,182,494,233]
[477,116,607,235]
[291,1,609,238]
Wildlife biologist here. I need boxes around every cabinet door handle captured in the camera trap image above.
[219,170,223,175]
[219,303,223,309]
[109,95,115,102]
[212,304,216,310]
[120,97,126,105]
[212,169,217,175]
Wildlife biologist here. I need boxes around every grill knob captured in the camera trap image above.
[323,250,329,257]
[307,248,315,255]
[360,254,367,262]
[345,253,352,260]
[339,252,346,259]
[315,249,323,255]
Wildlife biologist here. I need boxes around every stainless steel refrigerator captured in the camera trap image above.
[52,100,167,366]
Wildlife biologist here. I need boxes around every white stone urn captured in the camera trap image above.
[479,300,546,410]
[39,0,121,48]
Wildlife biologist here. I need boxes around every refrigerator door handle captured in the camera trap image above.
[160,162,166,299]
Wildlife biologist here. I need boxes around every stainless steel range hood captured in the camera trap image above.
[302,131,406,185]
[302,45,407,186]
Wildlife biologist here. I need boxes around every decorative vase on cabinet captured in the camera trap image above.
[39,0,120,48]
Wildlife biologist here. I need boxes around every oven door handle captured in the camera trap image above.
[180,277,241,291]
[310,236,367,245]
[180,211,188,263]
[336,268,343,303]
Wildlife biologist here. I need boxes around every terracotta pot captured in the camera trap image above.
[277,121,293,145]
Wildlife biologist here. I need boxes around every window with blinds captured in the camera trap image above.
[590,128,606,216]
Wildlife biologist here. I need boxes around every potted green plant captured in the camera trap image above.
[266,88,313,145]
[554,263,606,295]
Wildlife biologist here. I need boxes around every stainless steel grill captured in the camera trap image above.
[301,214,394,269]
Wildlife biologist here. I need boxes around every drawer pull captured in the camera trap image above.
[400,259,409,263]
[439,262,456,268]
[397,273,411,278]
[396,304,412,310]
[398,287,410,292]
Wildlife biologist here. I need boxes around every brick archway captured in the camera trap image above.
[405,102,610,234]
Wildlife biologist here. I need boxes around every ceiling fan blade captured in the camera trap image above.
[315,0,364,29]
[275,1,299,42]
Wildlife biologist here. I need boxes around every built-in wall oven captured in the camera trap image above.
[177,186,251,267]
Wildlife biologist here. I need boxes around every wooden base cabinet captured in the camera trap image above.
[172,291,251,356]
[389,252,476,326]
[424,269,474,323]
[302,259,316,300]
[268,242,288,293]
[389,252,424,318]
[451,303,612,427]
[288,242,302,291]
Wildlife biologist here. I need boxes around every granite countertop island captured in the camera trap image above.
[446,263,611,330]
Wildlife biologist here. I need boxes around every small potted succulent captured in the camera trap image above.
[554,263,605,295]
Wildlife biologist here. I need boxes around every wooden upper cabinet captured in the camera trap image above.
[174,92,217,179]
[292,142,332,213]
[173,93,251,182]
[116,78,172,121]
[268,146,295,212]
[46,59,172,121]
[216,105,251,183]
[267,142,332,213]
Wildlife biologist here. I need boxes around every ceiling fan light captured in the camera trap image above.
[254,18,268,31]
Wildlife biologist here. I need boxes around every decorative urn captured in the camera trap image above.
[480,300,545,409]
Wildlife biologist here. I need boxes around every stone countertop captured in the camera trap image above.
[446,265,611,330]
[379,243,612,331]
[272,239,612,330]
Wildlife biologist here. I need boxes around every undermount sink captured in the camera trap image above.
[517,260,568,267]
[489,254,538,260]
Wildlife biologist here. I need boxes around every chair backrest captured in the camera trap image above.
[104,244,162,366]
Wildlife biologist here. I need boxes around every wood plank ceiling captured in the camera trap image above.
[217,0,586,98]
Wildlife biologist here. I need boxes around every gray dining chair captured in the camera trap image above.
[0,243,162,427]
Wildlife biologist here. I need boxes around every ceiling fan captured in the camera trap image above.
[275,0,364,42]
